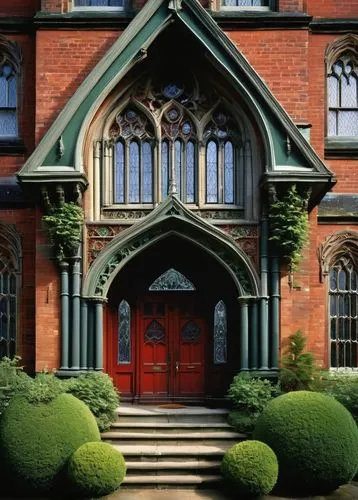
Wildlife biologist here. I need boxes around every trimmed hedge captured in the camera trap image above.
[221,440,278,497]
[253,391,358,494]
[67,441,126,497]
[0,393,100,493]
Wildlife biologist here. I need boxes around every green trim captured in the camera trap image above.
[82,195,260,298]
[18,0,334,193]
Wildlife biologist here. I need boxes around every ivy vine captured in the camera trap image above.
[43,202,84,261]
[268,185,310,269]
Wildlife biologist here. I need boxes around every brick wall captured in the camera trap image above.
[307,0,358,18]
[227,30,309,123]
[0,0,39,16]
[36,31,119,144]
[279,0,305,12]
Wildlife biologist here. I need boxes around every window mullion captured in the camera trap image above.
[125,141,130,204]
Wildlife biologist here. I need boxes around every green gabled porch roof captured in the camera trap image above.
[18,0,335,204]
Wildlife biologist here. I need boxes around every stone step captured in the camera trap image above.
[111,443,231,459]
[111,422,232,431]
[125,460,222,471]
[116,406,229,424]
[102,431,241,440]
[122,474,223,486]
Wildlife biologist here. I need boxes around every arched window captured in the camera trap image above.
[98,78,254,215]
[213,300,227,364]
[112,109,154,205]
[118,299,131,364]
[326,35,358,139]
[0,36,21,138]
[329,258,358,369]
[0,224,20,359]
[328,58,358,137]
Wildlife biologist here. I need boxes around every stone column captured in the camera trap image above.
[238,297,249,371]
[59,261,70,370]
[71,256,81,370]
[259,217,269,370]
[271,256,280,370]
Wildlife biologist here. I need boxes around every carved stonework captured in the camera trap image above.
[325,34,358,71]
[220,225,259,268]
[0,34,22,74]
[194,210,244,220]
[101,210,151,220]
[88,225,128,264]
[318,231,358,282]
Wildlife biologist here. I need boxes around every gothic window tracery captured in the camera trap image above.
[326,35,358,138]
[118,299,131,364]
[213,300,227,364]
[99,76,252,212]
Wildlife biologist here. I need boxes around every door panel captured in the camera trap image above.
[140,303,169,397]
[175,318,204,396]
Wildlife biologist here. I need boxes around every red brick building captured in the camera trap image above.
[0,0,357,402]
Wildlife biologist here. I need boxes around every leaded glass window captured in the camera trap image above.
[0,64,17,137]
[328,58,358,137]
[149,268,195,291]
[213,300,227,364]
[205,111,238,204]
[222,0,271,8]
[112,109,154,204]
[0,257,17,358]
[118,300,131,364]
[74,0,124,8]
[99,77,252,214]
[329,258,358,369]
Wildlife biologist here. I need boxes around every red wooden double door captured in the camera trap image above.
[108,295,206,400]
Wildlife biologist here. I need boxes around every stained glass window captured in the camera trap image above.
[0,64,17,137]
[329,258,358,368]
[112,109,154,204]
[205,109,238,204]
[104,81,246,209]
[181,321,201,343]
[118,300,131,364]
[145,320,165,344]
[149,268,195,291]
[213,300,227,364]
[0,258,17,359]
[328,59,358,137]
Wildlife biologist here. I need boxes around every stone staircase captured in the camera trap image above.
[101,404,245,488]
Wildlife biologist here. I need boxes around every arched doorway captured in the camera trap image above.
[105,235,240,402]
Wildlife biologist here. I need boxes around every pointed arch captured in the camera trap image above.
[82,195,260,298]
[318,231,358,282]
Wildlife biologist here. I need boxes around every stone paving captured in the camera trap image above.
[103,482,358,500]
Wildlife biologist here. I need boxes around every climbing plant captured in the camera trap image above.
[268,185,309,269]
[43,202,84,261]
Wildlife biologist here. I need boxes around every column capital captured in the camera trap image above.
[83,296,108,304]
[237,296,256,304]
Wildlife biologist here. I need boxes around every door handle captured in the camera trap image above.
[175,360,179,373]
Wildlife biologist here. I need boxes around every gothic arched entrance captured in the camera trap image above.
[105,234,240,402]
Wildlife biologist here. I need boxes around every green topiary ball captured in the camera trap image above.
[221,440,278,497]
[0,393,100,493]
[253,391,358,494]
[67,441,126,497]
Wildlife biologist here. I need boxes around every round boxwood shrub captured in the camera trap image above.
[221,440,278,497]
[67,441,126,497]
[0,393,100,493]
[253,390,358,494]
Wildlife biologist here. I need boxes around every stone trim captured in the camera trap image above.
[318,231,358,282]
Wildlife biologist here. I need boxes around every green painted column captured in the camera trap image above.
[94,299,104,370]
[59,261,70,370]
[238,297,249,371]
[80,301,88,370]
[250,299,259,370]
[87,303,94,370]
[260,217,269,370]
[71,256,81,370]
[271,256,280,370]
